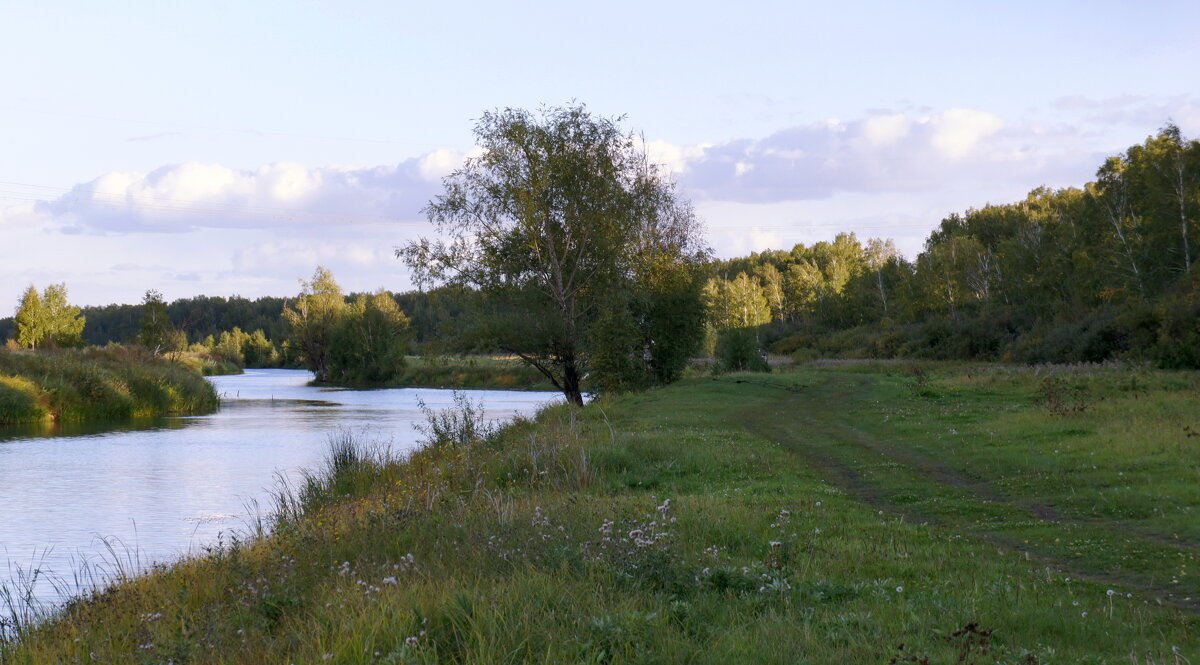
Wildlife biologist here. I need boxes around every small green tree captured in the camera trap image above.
[241,329,279,367]
[213,327,248,366]
[715,327,770,373]
[14,286,45,349]
[283,267,346,383]
[139,289,185,354]
[14,283,86,349]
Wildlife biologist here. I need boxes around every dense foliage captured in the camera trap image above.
[706,125,1200,367]
[283,267,413,385]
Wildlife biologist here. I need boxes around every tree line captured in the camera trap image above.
[703,124,1200,367]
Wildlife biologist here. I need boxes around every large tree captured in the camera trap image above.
[400,104,708,405]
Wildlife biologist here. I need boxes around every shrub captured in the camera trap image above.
[714,328,769,373]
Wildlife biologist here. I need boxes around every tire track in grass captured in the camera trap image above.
[742,372,1200,613]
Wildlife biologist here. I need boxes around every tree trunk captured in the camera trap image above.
[561,357,584,406]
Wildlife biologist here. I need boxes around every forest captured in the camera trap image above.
[704,124,1200,368]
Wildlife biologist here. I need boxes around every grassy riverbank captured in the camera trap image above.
[4,363,1198,663]
[0,347,219,424]
[338,355,558,391]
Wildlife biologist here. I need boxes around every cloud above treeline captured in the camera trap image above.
[34,149,474,234]
[662,109,1099,203]
[23,104,1194,237]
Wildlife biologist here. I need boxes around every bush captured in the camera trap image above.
[714,328,769,373]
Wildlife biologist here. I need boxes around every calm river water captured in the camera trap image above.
[0,369,560,618]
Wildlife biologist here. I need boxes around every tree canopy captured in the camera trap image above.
[400,104,709,405]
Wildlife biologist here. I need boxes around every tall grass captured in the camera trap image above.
[3,368,1197,663]
[0,346,219,424]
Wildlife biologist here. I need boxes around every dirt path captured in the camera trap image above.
[741,372,1200,613]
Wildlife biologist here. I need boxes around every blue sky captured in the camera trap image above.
[2,1,1198,307]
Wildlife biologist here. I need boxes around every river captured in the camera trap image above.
[0,369,560,624]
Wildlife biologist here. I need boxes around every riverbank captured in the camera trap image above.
[0,347,219,424]
[323,355,559,391]
[4,363,1197,662]
[174,350,244,376]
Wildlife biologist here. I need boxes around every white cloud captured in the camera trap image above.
[668,108,1094,203]
[34,149,475,234]
[642,138,710,175]
[861,114,910,147]
[417,148,468,182]
[928,109,1004,159]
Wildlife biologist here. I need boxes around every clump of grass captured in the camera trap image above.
[1036,375,1093,416]
[0,346,219,424]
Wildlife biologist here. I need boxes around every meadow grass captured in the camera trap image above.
[0,347,219,425]
[2,364,1197,663]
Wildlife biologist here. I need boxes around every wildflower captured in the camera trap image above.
[769,541,782,548]
[896,586,903,593]
[1106,589,1115,596]
[1081,611,1087,618]
[406,636,420,646]
[382,576,398,585]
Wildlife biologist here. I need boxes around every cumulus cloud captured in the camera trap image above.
[35,149,478,234]
[659,109,1095,204]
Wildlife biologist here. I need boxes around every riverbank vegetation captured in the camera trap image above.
[284,268,413,386]
[0,346,219,425]
[3,362,1196,662]
[390,355,558,391]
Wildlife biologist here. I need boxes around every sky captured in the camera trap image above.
[2,0,1199,308]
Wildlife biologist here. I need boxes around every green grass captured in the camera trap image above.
[0,346,220,425]
[3,364,1197,663]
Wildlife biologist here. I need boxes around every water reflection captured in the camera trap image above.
[0,415,194,443]
[0,369,560,619]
